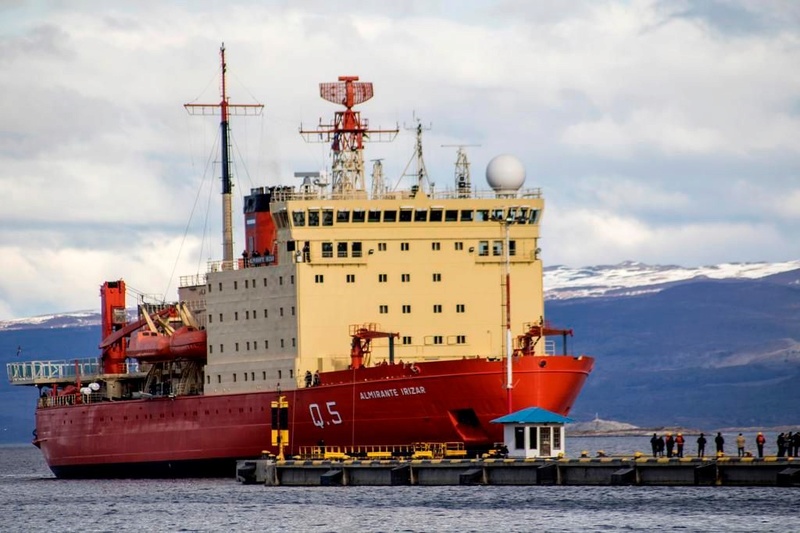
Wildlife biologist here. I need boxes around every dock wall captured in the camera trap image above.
[236,457,800,487]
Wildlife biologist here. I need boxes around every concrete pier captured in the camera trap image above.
[236,456,800,487]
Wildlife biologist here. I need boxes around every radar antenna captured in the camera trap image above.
[184,43,264,269]
[300,76,398,195]
[442,144,480,197]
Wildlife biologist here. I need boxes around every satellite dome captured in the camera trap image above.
[486,154,525,195]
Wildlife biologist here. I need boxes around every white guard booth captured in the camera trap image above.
[491,407,572,459]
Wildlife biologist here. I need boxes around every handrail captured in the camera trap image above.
[6,358,142,385]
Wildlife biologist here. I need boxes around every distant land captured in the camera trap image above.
[2,260,800,444]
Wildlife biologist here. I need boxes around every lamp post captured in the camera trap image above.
[493,212,514,414]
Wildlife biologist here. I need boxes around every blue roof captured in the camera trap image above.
[491,407,573,425]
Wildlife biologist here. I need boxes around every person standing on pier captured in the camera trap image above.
[675,433,685,458]
[697,433,707,457]
[736,433,746,457]
[715,432,725,455]
[756,432,766,458]
[777,433,786,457]
[785,431,794,457]
[650,433,659,457]
[793,431,800,457]
[666,433,675,458]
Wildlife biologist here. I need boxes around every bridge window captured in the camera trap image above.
[461,210,474,222]
[322,209,333,226]
[445,210,458,222]
[292,211,305,226]
[399,209,412,222]
[430,209,443,222]
[337,210,350,223]
[337,242,348,258]
[383,210,397,222]
[322,242,333,258]
[368,209,381,222]
[308,210,320,226]
[352,209,366,223]
[414,209,427,222]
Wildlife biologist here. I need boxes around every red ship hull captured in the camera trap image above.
[35,355,592,478]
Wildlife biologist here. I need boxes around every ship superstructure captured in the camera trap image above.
[6,48,593,478]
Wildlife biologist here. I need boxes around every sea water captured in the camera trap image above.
[0,438,794,533]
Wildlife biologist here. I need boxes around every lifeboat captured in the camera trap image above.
[127,330,171,361]
[168,326,207,360]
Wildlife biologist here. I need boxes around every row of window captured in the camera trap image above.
[379,304,466,314]
[207,275,294,293]
[287,207,540,227]
[207,334,467,355]
[208,336,296,355]
[206,368,295,385]
[208,306,295,324]
[300,239,515,259]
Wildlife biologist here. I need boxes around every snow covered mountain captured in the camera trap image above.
[544,260,800,300]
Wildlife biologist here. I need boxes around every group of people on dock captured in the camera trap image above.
[650,431,800,458]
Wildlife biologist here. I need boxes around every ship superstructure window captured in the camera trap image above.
[263,371,267,380]
[492,208,504,220]
[493,241,502,256]
[278,370,282,379]
[217,375,221,384]
[263,278,268,287]
[402,336,412,345]
[219,282,222,291]
[235,312,239,321]
[368,209,381,222]
[264,309,268,318]
[281,339,285,348]
[455,242,463,250]
[378,242,387,251]
[433,304,442,313]
[291,275,295,284]
[279,276,283,285]
[379,274,387,282]
[429,209,443,222]
[352,242,362,257]
[456,304,465,313]
[414,209,427,222]
[445,210,458,222]
[346,274,355,283]
[337,209,350,223]
[308,210,320,226]
[245,310,250,319]
[292,211,305,226]
[461,210,474,222]
[509,240,516,256]
[433,273,441,282]
[402,305,411,314]
[322,242,333,258]
[516,207,528,224]
[209,345,213,354]
[219,313,223,322]
[280,308,284,317]
[399,209,412,222]
[383,210,397,222]
[292,306,295,316]
[235,342,239,351]
[529,209,539,224]
[208,314,212,323]
[455,335,466,344]
[234,281,238,290]
[478,241,489,256]
[292,338,296,347]
[401,274,410,282]
[379,305,388,314]
[352,209,366,223]
[401,242,410,251]
[475,210,488,222]
[337,242,348,258]
[265,340,269,349]
[433,336,443,345]
[315,275,324,283]
[233,374,237,382]
[431,242,440,251]
[322,209,334,226]
[245,280,249,289]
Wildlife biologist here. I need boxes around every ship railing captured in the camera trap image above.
[270,188,543,202]
[179,274,207,288]
[297,442,469,460]
[37,391,104,408]
[7,358,142,385]
[544,340,556,355]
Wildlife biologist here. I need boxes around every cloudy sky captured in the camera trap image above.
[1,0,798,320]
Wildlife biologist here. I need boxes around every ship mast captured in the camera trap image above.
[185,43,264,269]
[398,115,432,195]
[300,76,398,196]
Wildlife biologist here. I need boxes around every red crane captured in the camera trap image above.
[514,319,574,357]
[349,323,400,369]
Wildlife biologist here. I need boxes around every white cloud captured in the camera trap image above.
[0,0,798,319]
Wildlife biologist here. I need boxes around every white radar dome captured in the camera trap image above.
[485,154,525,195]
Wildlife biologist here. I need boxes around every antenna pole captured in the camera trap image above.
[185,43,264,269]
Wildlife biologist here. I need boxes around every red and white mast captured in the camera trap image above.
[185,43,263,268]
